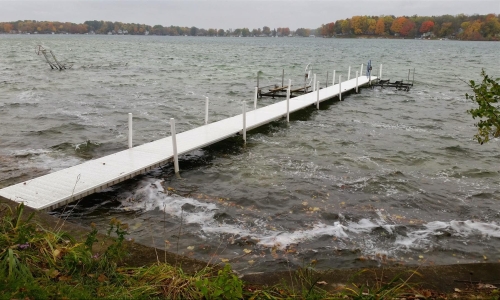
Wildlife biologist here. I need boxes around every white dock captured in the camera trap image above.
[0,74,376,211]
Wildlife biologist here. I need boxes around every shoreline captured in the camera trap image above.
[2,195,498,293]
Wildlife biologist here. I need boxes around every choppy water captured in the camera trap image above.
[1,35,499,273]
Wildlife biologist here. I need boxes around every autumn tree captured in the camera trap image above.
[419,20,434,33]
[400,19,416,37]
[375,18,385,35]
[482,14,500,39]
[321,22,335,37]
[366,18,377,34]
[341,19,351,35]
[461,20,483,40]
[3,23,13,33]
[390,17,407,35]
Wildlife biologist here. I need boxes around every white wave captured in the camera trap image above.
[118,179,500,253]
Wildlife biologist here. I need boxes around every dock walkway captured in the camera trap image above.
[0,75,376,211]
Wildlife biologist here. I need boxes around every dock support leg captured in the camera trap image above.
[360,64,364,77]
[205,97,209,125]
[316,81,320,109]
[355,71,359,93]
[170,118,179,174]
[313,74,316,92]
[128,113,133,149]
[348,66,351,80]
[242,101,246,143]
[332,70,335,85]
[254,87,258,109]
[379,64,383,80]
[286,79,291,122]
[339,75,342,101]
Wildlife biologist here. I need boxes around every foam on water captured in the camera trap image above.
[118,180,500,255]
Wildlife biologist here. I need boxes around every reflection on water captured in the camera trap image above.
[1,35,499,273]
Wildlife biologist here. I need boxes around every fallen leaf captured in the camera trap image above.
[53,249,61,258]
[317,281,327,285]
[418,255,424,259]
[248,260,255,265]
[220,258,229,263]
[187,246,194,250]
[302,201,308,206]
[454,288,462,293]
[483,255,488,261]
[98,274,108,282]
[243,249,252,254]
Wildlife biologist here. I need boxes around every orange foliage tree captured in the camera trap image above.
[321,22,335,37]
[400,19,416,36]
[419,20,434,33]
[375,18,385,35]
[390,17,407,35]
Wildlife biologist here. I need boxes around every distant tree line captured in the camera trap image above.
[0,14,498,40]
[320,13,500,40]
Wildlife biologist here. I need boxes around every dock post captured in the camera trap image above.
[286,79,291,122]
[355,71,359,93]
[128,113,133,149]
[360,64,364,77]
[257,72,259,89]
[369,74,372,85]
[205,97,209,125]
[379,64,383,80]
[254,87,258,109]
[282,69,284,87]
[313,74,316,91]
[339,75,342,101]
[242,101,246,143]
[348,66,351,80]
[170,118,179,174]
[332,70,336,85]
[326,71,329,87]
[316,81,320,109]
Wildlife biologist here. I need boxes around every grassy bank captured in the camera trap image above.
[1,203,499,299]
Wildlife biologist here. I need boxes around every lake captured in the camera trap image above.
[0,35,499,273]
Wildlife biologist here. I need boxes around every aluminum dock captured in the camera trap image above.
[0,68,378,211]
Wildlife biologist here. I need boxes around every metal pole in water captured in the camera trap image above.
[254,87,258,109]
[379,64,383,80]
[205,97,209,125]
[332,70,336,85]
[360,64,364,77]
[242,101,247,143]
[339,75,342,101]
[326,71,329,87]
[316,81,320,109]
[286,79,291,122]
[355,71,359,93]
[128,113,133,149]
[257,72,259,89]
[282,69,284,87]
[170,118,179,174]
[348,66,351,80]
[313,74,316,91]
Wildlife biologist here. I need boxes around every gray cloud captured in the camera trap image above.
[1,1,498,29]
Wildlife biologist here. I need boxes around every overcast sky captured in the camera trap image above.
[1,1,499,29]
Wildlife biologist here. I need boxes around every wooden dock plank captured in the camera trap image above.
[0,75,375,211]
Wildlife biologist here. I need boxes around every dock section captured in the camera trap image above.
[0,75,376,211]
